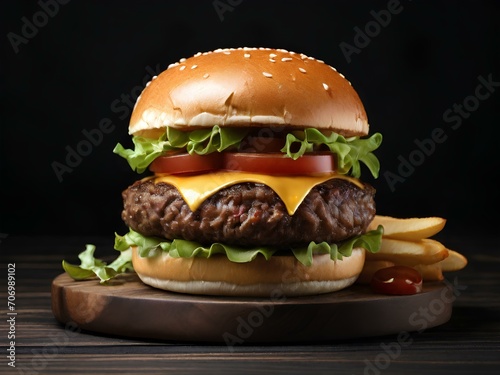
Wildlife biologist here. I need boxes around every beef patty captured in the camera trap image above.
[121,178,376,248]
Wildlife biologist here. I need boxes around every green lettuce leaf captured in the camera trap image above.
[113,134,176,174]
[115,226,383,267]
[62,244,133,283]
[62,226,383,282]
[291,225,383,266]
[113,125,249,173]
[281,129,383,178]
[115,229,277,262]
[114,125,382,178]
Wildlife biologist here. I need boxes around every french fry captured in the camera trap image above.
[366,238,449,266]
[411,250,466,280]
[439,249,468,271]
[357,260,395,284]
[412,263,444,281]
[368,215,446,241]
[361,215,467,283]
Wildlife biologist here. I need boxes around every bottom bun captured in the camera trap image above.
[131,246,365,297]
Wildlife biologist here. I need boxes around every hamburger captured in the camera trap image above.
[111,47,383,297]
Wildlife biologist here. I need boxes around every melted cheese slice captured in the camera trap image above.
[151,172,363,215]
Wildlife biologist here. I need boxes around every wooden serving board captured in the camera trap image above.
[52,273,453,343]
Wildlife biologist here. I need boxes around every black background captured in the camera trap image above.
[1,0,499,238]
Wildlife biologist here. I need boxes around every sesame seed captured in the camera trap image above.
[223,51,231,55]
[152,75,158,80]
[262,72,273,78]
[338,73,346,79]
[269,58,276,63]
[281,57,292,62]
[168,63,179,69]
[330,66,337,72]
[299,68,306,73]
[317,59,324,63]
[194,52,202,57]
[191,65,198,69]
[269,53,277,58]
[244,53,251,58]
[179,66,186,71]
[146,81,151,87]
[180,58,186,62]
[323,83,329,90]
[203,73,209,79]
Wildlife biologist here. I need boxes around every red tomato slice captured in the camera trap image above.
[149,153,224,175]
[223,153,335,175]
[371,266,423,295]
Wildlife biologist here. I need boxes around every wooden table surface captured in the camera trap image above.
[1,233,499,374]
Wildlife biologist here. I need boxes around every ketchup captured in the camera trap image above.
[371,266,423,295]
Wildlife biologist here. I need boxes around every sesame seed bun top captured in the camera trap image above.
[130,47,369,138]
